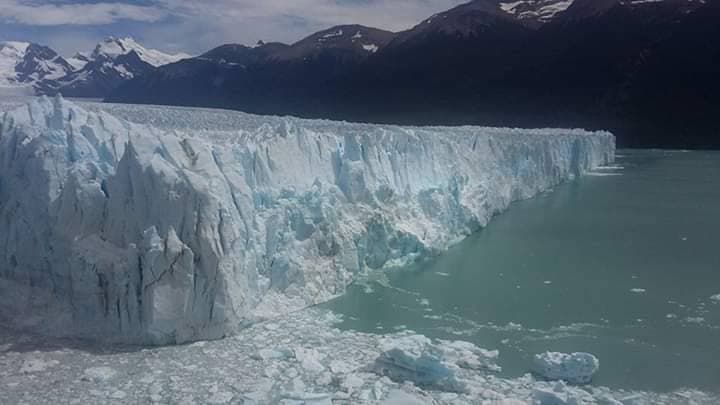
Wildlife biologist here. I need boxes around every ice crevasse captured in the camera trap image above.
[0,96,615,344]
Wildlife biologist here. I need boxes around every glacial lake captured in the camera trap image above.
[325,149,720,392]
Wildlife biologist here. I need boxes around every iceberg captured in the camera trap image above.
[372,334,502,393]
[373,334,465,393]
[0,96,614,344]
[533,352,600,385]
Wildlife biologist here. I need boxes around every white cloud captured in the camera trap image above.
[146,0,466,51]
[0,1,166,25]
[0,0,468,54]
[156,0,465,34]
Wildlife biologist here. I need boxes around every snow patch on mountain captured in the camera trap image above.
[362,44,379,53]
[499,0,575,22]
[0,97,614,344]
[92,37,190,67]
[320,29,345,41]
[0,42,30,87]
[66,52,91,70]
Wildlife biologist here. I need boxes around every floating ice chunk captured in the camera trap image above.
[498,400,529,405]
[374,334,502,393]
[294,348,326,373]
[329,359,358,374]
[534,381,609,404]
[83,366,117,382]
[685,317,705,324]
[710,294,720,303]
[109,391,127,400]
[19,357,59,373]
[207,391,234,404]
[533,388,579,405]
[503,322,524,331]
[533,352,599,385]
[586,172,622,176]
[436,339,501,372]
[341,373,365,391]
[630,288,646,294]
[373,335,465,392]
[281,392,332,405]
[252,348,292,361]
[381,389,429,404]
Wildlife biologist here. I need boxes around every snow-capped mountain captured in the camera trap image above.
[36,37,191,98]
[90,37,190,68]
[0,41,73,88]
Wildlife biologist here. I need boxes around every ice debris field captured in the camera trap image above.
[2,308,718,404]
[4,97,713,403]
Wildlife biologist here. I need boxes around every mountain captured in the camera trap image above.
[271,25,396,61]
[199,42,290,65]
[94,37,190,67]
[38,37,190,98]
[0,41,74,90]
[107,0,719,148]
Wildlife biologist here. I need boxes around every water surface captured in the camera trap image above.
[325,150,720,392]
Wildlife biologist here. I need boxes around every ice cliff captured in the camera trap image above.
[0,96,614,344]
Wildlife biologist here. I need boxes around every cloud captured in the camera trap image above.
[0,0,468,55]
[0,1,166,26]
[156,0,466,34]
[145,0,466,51]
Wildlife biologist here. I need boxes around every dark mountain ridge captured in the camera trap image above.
[107,0,720,149]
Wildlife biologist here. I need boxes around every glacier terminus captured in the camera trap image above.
[0,96,614,344]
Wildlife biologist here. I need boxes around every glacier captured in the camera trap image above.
[0,96,614,344]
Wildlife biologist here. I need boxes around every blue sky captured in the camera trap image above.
[0,0,465,56]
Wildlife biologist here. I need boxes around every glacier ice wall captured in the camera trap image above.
[0,96,614,344]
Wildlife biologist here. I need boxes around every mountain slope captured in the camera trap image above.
[621,0,720,147]
[108,0,720,148]
[37,37,190,98]
[272,25,396,61]
[0,41,73,89]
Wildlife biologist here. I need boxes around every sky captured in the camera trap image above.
[0,0,466,56]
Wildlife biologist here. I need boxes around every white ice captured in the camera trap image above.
[1,308,717,404]
[532,352,600,385]
[0,96,614,344]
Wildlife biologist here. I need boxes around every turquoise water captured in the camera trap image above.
[324,150,720,392]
